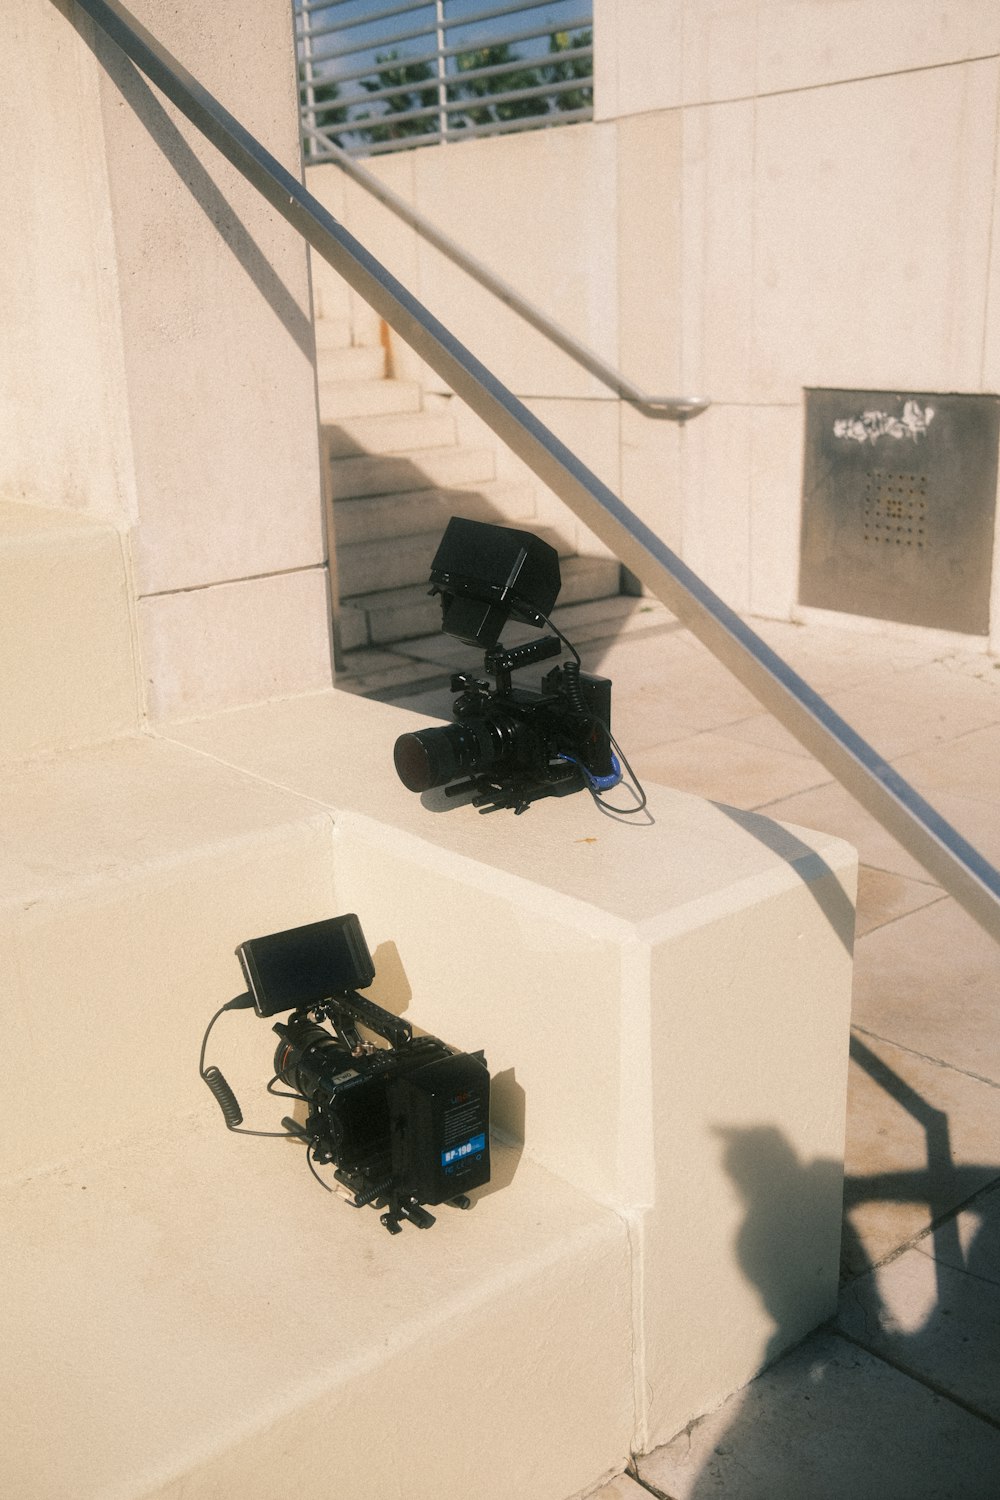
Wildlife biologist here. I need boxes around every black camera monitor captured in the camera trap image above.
[236,913,376,1018]
[430,517,561,648]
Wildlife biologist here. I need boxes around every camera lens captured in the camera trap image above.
[393,720,499,793]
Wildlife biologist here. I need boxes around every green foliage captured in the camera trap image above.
[355,50,439,144]
[299,64,348,147]
[451,44,549,128]
[302,27,593,153]
[543,29,594,114]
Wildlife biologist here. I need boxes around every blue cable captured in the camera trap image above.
[556,750,623,793]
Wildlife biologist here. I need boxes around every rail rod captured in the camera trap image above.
[302,127,707,418]
[71,0,1000,943]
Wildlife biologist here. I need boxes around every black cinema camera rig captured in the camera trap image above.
[200,914,490,1235]
[393,518,630,815]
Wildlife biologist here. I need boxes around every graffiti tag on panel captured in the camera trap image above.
[833,400,935,445]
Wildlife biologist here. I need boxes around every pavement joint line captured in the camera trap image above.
[842,1170,1000,1279]
[625,1457,673,1499]
[853,888,951,936]
[830,1326,1000,1433]
[850,1023,1000,1092]
[911,1237,1000,1291]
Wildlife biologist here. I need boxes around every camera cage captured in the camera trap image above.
[392,518,628,814]
[200,916,491,1235]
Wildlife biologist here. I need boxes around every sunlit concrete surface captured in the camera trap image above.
[341,606,1000,1495]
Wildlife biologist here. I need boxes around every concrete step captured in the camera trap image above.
[0,703,634,1500]
[558,553,623,606]
[313,316,352,350]
[328,444,496,501]
[340,581,448,648]
[550,593,672,644]
[324,409,457,458]
[317,345,387,384]
[339,524,573,605]
[0,733,336,1181]
[334,647,455,700]
[333,478,536,547]
[1,1121,631,1500]
[338,553,619,650]
[319,377,422,422]
[0,500,138,764]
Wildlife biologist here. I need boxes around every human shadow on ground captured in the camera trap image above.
[643,1039,1000,1499]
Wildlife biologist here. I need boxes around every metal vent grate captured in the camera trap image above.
[863,470,928,549]
[800,389,999,635]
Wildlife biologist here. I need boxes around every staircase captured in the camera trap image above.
[0,496,633,1500]
[316,318,633,698]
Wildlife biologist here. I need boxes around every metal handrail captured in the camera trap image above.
[303,125,709,419]
[68,0,1000,945]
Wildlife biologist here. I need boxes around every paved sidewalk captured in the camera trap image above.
[341,605,1000,1499]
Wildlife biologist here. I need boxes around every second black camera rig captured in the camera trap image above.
[200,914,490,1235]
[393,517,639,815]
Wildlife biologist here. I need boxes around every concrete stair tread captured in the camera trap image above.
[312,317,352,349]
[332,479,536,547]
[316,345,387,383]
[337,523,578,602]
[328,445,496,501]
[1,1119,629,1500]
[0,733,328,909]
[334,648,454,700]
[323,410,457,457]
[318,378,422,421]
[339,555,623,649]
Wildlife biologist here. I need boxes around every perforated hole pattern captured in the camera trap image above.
[863,470,928,548]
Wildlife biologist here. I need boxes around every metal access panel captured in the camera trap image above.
[800,388,999,634]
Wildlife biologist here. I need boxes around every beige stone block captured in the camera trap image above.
[522,396,621,556]
[139,567,333,721]
[302,162,350,323]
[982,98,1000,399]
[679,404,753,612]
[331,814,631,1203]
[0,502,138,760]
[749,403,804,619]
[752,64,998,401]
[410,126,620,401]
[681,0,760,104]
[166,689,856,1452]
[619,404,683,554]
[91,0,325,595]
[616,112,684,393]
[0,1126,632,1500]
[640,860,855,1448]
[758,0,1000,95]
[0,735,336,1177]
[593,0,683,119]
[680,101,755,403]
[1,1,132,518]
[339,151,419,355]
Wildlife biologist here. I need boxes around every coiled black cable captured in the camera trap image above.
[198,996,298,1139]
[202,1065,243,1128]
